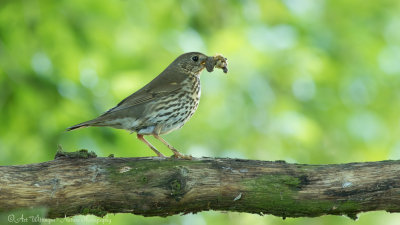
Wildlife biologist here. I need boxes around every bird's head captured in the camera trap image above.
[174,52,210,75]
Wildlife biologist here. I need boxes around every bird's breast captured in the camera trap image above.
[181,75,201,100]
[139,75,201,134]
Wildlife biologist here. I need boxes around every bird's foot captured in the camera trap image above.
[152,135,191,159]
[171,151,192,160]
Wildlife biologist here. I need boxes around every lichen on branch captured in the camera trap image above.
[0,150,399,219]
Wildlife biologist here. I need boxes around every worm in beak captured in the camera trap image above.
[205,54,228,73]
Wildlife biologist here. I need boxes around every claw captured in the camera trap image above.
[171,152,193,160]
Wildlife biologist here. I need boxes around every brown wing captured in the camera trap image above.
[66,56,192,130]
[67,78,183,130]
[101,69,187,116]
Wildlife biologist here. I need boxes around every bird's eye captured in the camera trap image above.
[191,56,199,62]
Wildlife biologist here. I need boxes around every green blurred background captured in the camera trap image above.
[1,0,400,224]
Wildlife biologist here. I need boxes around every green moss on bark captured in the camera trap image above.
[54,149,97,159]
[241,174,361,217]
[81,206,107,217]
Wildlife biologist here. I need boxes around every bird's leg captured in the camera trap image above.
[153,135,192,159]
[137,134,166,158]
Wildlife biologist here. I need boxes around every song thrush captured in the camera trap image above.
[67,52,228,158]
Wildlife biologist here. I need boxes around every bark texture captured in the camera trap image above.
[0,150,399,219]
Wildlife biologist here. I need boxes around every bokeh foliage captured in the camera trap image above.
[1,0,400,224]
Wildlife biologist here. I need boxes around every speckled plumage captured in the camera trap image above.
[67,52,227,158]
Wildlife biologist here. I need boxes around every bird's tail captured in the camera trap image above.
[66,119,100,131]
[66,122,89,131]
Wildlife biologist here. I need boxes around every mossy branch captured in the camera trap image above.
[1,149,400,220]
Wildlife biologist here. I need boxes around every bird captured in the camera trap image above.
[66,52,228,158]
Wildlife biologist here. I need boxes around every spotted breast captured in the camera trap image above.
[134,74,201,135]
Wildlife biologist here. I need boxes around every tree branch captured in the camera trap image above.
[1,150,399,220]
